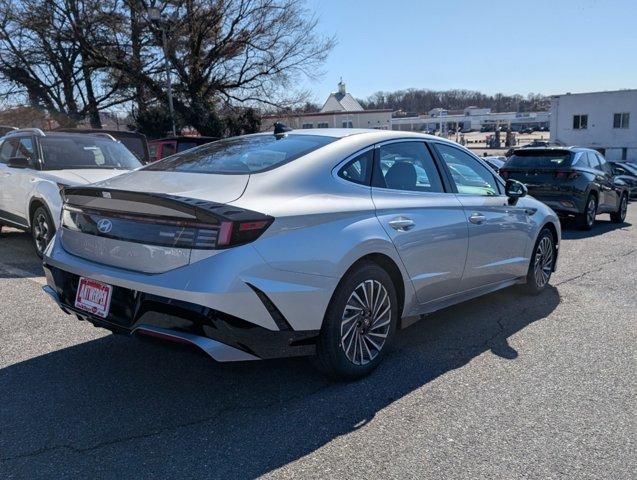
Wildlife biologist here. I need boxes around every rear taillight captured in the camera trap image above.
[62,205,272,250]
[216,219,273,248]
[554,171,580,180]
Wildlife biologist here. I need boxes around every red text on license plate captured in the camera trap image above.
[75,277,113,318]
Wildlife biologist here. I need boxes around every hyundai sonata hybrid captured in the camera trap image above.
[42,129,560,379]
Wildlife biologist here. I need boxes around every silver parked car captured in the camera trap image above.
[42,129,560,379]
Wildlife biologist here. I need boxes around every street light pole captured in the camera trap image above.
[160,25,177,137]
[148,7,176,137]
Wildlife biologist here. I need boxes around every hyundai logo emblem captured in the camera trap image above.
[96,218,113,234]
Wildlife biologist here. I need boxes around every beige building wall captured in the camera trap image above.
[262,110,392,131]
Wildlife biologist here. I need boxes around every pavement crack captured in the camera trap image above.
[555,248,636,286]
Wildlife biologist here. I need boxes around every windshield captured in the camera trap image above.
[144,134,336,174]
[506,150,573,169]
[41,136,142,170]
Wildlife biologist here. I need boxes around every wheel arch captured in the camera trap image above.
[28,197,55,230]
[336,252,407,323]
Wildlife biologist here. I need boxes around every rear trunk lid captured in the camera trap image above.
[58,172,269,273]
[93,170,248,204]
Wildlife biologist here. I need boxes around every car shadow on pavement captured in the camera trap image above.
[0,285,560,477]
[560,218,632,239]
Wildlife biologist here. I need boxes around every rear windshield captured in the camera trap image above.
[41,136,143,170]
[145,134,336,174]
[505,150,573,169]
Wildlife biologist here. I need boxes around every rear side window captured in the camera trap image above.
[338,150,373,185]
[375,142,443,192]
[145,134,336,174]
[506,150,573,169]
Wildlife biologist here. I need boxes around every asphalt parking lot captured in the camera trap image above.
[1,210,635,480]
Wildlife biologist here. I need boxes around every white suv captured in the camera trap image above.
[0,128,142,256]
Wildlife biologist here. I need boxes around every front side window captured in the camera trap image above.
[338,150,373,185]
[375,142,443,193]
[0,139,14,163]
[586,152,600,169]
[613,113,630,129]
[573,114,588,130]
[434,143,499,196]
[0,137,36,165]
[595,154,612,174]
[40,136,142,170]
[145,134,336,174]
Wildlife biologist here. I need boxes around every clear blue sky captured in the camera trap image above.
[302,0,637,103]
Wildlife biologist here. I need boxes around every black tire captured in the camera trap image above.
[610,193,628,224]
[577,194,597,230]
[521,228,555,295]
[315,261,398,380]
[31,205,55,258]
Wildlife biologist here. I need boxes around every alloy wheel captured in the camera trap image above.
[340,279,391,366]
[33,212,50,254]
[533,236,554,288]
[586,197,596,227]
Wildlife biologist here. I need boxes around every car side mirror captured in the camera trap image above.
[7,157,31,169]
[613,177,626,187]
[505,179,527,204]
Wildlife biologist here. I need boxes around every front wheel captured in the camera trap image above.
[31,205,55,258]
[522,228,555,295]
[316,262,398,380]
[610,194,628,223]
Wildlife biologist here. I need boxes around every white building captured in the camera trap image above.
[392,106,550,132]
[550,89,637,161]
[261,80,392,131]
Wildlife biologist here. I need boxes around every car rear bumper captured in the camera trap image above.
[43,264,319,361]
[529,193,586,215]
[41,233,337,360]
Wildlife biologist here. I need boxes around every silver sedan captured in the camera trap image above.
[43,129,560,379]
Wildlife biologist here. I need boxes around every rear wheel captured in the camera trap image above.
[577,194,597,230]
[31,205,55,258]
[521,228,555,295]
[610,194,628,223]
[316,262,398,380]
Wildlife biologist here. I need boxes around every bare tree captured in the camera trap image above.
[0,0,134,127]
[81,0,335,135]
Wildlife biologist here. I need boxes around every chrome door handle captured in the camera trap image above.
[388,217,415,231]
[468,212,486,224]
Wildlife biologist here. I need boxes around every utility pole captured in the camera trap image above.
[148,7,177,137]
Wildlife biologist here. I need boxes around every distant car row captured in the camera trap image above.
[0,126,218,164]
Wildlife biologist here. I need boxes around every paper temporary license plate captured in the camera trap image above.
[74,277,113,318]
